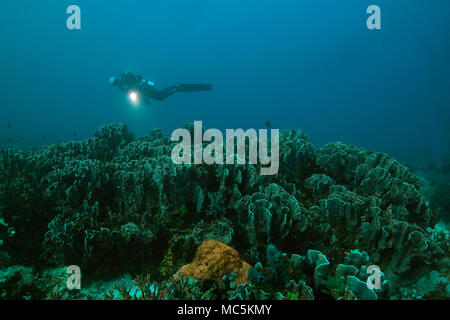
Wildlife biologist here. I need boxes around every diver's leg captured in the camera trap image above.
[175,83,213,92]
[143,97,152,105]
[151,86,178,100]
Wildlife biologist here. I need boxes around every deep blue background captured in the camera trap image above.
[0,0,449,165]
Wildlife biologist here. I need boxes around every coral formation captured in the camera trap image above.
[413,151,450,223]
[0,123,448,300]
[180,240,251,285]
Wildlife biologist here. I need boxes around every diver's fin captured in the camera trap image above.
[176,83,213,92]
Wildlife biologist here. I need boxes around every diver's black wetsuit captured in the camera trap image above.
[142,84,178,101]
[111,71,212,105]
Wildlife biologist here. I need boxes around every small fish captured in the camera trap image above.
[74,132,78,137]
[6,122,12,129]
[42,136,47,139]
[265,121,272,129]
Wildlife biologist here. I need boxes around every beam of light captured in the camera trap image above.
[129,91,138,102]
[128,91,140,107]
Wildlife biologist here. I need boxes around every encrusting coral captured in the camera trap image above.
[180,240,251,285]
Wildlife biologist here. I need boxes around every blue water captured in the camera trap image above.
[1,0,449,165]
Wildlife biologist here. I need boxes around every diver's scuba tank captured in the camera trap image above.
[143,79,155,87]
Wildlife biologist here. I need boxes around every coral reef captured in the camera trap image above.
[413,151,450,223]
[0,266,34,299]
[0,123,448,300]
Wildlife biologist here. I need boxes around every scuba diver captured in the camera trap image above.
[110,71,213,105]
